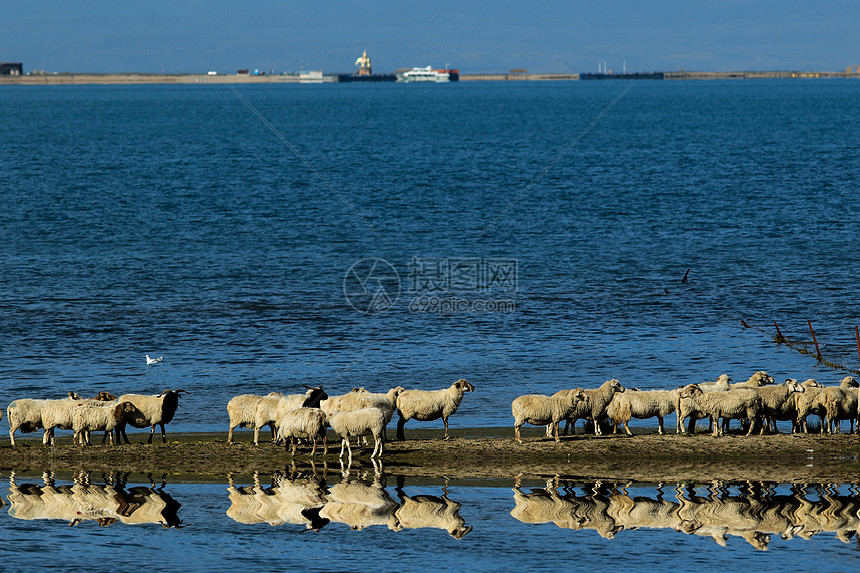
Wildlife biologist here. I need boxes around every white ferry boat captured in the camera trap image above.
[396,66,459,82]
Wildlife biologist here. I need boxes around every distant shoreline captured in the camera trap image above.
[2,70,860,85]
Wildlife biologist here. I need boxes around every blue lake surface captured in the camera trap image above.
[3,79,860,433]
[2,78,860,569]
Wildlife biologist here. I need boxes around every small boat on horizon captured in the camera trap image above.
[396,66,459,82]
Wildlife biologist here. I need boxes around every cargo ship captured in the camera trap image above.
[395,66,460,82]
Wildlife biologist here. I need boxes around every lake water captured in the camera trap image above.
[0,469,858,572]
[3,79,860,435]
[2,79,860,568]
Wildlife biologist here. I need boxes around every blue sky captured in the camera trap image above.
[3,1,859,74]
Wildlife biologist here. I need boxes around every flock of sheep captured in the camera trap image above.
[5,370,859,456]
[513,371,860,441]
[5,389,187,447]
[3,379,477,460]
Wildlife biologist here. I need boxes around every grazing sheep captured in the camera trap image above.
[41,391,117,446]
[115,389,187,444]
[72,401,138,446]
[276,407,328,456]
[678,384,764,436]
[751,379,806,434]
[606,389,676,435]
[329,407,386,459]
[512,390,587,443]
[252,386,328,446]
[676,374,732,433]
[823,376,860,434]
[395,379,474,441]
[7,399,49,446]
[556,379,625,436]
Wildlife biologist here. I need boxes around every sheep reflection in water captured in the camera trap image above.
[224,463,472,538]
[6,471,184,528]
[226,468,330,532]
[510,476,860,550]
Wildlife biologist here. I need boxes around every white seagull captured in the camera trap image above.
[146,355,164,364]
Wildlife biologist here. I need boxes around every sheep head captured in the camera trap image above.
[786,379,805,394]
[95,391,116,401]
[679,384,702,399]
[454,379,474,392]
[607,379,625,393]
[840,376,859,388]
[748,371,775,386]
[114,401,138,423]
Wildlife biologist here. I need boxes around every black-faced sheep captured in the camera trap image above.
[115,389,187,444]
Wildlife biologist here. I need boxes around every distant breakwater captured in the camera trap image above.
[3,70,860,85]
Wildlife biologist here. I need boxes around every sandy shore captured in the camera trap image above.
[1,427,858,484]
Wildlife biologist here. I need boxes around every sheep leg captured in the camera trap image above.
[515,424,522,444]
[310,436,318,456]
[323,433,328,455]
[9,430,16,447]
[227,426,235,444]
[657,416,664,435]
[553,421,560,443]
[396,415,407,441]
[290,436,297,456]
[253,427,261,446]
[624,420,633,436]
[443,417,450,440]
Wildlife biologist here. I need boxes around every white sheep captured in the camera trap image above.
[41,391,117,446]
[606,389,676,435]
[321,386,403,444]
[676,374,732,433]
[512,390,587,443]
[750,379,806,433]
[275,407,328,456]
[72,401,138,446]
[678,383,764,436]
[823,376,860,433]
[7,398,49,446]
[227,393,276,444]
[395,379,474,441]
[329,407,386,459]
[251,386,329,446]
[115,389,187,444]
[555,379,625,436]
